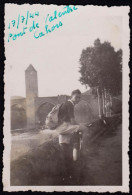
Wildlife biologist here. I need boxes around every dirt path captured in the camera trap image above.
[79,124,122,185]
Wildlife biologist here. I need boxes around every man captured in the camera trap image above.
[56,89,87,182]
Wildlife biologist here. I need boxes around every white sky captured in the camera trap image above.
[5,4,122,97]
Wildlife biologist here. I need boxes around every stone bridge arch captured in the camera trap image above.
[11,98,26,110]
[36,101,55,126]
[35,97,57,110]
[11,103,27,130]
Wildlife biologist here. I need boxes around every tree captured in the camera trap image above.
[79,39,122,117]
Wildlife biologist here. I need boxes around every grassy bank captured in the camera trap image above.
[11,115,122,186]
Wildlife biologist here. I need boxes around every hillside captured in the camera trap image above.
[11,115,122,186]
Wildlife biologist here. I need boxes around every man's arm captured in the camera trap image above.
[70,118,88,132]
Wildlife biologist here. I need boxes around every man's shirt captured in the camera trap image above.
[58,100,75,144]
[58,100,75,124]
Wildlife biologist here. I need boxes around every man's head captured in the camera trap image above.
[71,89,81,105]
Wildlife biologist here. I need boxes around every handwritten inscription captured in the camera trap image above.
[8,6,78,42]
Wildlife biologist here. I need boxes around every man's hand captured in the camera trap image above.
[70,119,88,131]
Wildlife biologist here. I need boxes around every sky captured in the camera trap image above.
[5,4,122,97]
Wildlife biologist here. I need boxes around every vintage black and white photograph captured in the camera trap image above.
[3,4,129,192]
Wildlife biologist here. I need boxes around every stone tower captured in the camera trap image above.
[25,64,38,129]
